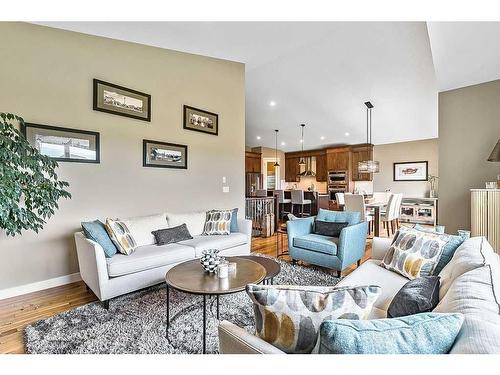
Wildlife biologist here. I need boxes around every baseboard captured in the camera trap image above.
[0,272,82,300]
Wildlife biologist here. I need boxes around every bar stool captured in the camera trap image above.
[274,190,291,220]
[291,190,312,217]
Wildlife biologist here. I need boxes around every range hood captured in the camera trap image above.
[298,156,316,177]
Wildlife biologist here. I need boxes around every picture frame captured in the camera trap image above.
[93,79,151,122]
[143,139,188,169]
[183,105,218,136]
[22,123,100,163]
[393,161,428,181]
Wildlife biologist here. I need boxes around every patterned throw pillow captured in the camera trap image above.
[381,227,448,280]
[202,210,232,235]
[246,284,381,354]
[105,218,137,255]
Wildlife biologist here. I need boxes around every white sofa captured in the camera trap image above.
[75,212,251,306]
[218,236,500,354]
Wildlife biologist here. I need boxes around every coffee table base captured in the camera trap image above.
[165,284,220,354]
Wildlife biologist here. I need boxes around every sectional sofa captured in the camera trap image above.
[75,212,251,306]
[218,236,500,354]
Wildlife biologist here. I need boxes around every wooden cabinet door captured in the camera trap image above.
[285,157,300,182]
[245,152,262,173]
[351,146,373,181]
[315,154,327,181]
[327,149,350,171]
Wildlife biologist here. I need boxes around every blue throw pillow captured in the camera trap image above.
[413,224,469,275]
[81,220,118,258]
[319,313,464,354]
[230,208,239,232]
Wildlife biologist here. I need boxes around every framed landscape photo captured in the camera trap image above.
[143,139,188,169]
[22,123,100,163]
[93,79,151,122]
[393,161,428,181]
[183,105,218,136]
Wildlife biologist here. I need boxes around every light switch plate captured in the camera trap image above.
[223,186,230,193]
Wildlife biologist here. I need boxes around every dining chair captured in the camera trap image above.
[344,194,374,234]
[381,193,403,237]
[273,190,291,220]
[291,190,312,217]
[372,192,392,204]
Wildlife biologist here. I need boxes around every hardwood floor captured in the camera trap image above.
[0,224,393,354]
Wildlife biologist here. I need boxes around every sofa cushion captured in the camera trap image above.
[106,243,195,277]
[319,313,464,354]
[120,213,168,247]
[202,209,232,235]
[105,218,138,255]
[152,223,192,246]
[246,284,381,354]
[314,220,348,237]
[434,263,500,353]
[337,259,408,313]
[179,233,248,257]
[316,209,360,225]
[438,236,498,299]
[166,211,206,236]
[381,226,448,279]
[293,234,338,256]
[387,276,440,318]
[81,220,118,258]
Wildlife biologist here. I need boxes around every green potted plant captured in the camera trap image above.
[0,113,71,236]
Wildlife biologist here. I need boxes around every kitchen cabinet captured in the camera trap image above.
[351,144,373,181]
[245,152,261,173]
[326,147,351,171]
[315,153,327,182]
[285,157,301,182]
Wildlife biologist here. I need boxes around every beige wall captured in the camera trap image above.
[439,80,500,233]
[251,146,287,189]
[0,23,245,290]
[373,139,438,197]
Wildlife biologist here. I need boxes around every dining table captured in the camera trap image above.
[365,201,387,237]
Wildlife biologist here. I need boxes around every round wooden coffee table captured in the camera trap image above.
[236,255,281,284]
[165,257,266,354]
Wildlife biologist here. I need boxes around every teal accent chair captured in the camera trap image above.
[286,209,368,277]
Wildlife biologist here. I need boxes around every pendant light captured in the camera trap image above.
[358,101,380,173]
[299,123,306,165]
[274,129,280,167]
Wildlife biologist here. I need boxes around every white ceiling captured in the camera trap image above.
[427,22,500,92]
[34,22,497,151]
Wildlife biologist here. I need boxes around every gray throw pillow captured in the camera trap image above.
[387,276,440,318]
[152,224,193,245]
[314,220,349,237]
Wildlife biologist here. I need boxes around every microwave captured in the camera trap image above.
[328,170,348,184]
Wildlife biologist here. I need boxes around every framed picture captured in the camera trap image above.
[22,123,100,163]
[393,161,428,181]
[143,139,188,169]
[183,105,218,136]
[93,79,151,122]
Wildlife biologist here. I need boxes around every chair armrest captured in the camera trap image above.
[218,321,284,354]
[286,216,315,252]
[237,218,252,241]
[74,232,109,301]
[337,221,368,268]
[371,237,392,260]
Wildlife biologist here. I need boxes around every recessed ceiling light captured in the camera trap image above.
[269,101,276,107]
[320,136,325,140]
[256,136,261,140]
[281,141,286,146]
[300,139,304,143]
[344,132,350,137]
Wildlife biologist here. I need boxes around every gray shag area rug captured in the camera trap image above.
[24,255,340,354]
